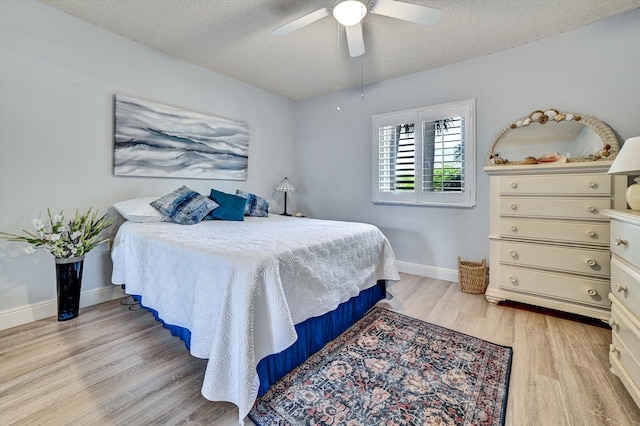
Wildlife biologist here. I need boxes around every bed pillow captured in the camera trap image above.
[236,190,269,217]
[113,197,171,223]
[150,186,218,225]
[205,189,246,221]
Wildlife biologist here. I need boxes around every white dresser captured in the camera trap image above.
[603,209,640,408]
[484,162,627,320]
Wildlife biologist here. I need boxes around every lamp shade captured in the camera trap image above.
[275,177,296,192]
[608,136,640,175]
[333,1,367,26]
[608,136,640,210]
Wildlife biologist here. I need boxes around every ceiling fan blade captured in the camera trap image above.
[273,7,331,36]
[345,22,365,57]
[370,0,442,26]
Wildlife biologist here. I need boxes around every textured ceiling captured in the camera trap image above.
[39,0,640,101]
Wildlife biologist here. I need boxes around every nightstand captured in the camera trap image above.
[602,209,640,408]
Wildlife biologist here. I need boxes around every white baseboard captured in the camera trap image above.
[396,261,458,283]
[0,286,126,331]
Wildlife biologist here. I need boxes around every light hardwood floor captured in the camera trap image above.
[1,273,639,425]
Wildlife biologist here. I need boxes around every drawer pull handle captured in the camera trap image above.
[615,238,628,247]
[587,288,598,296]
[510,203,517,210]
[587,206,596,212]
[608,319,619,329]
[615,283,628,293]
[586,259,597,267]
[510,225,518,232]
[587,230,596,237]
[511,182,518,189]
[588,181,596,188]
[609,344,620,355]
[509,250,517,257]
[509,276,517,283]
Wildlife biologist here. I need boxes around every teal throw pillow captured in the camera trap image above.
[206,189,246,221]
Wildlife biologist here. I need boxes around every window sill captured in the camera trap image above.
[372,200,475,208]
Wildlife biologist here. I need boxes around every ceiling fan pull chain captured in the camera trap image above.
[361,58,364,99]
[360,17,364,99]
[337,22,342,111]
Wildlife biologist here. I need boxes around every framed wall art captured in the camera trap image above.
[113,94,249,180]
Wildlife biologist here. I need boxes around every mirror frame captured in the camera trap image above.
[487,108,620,165]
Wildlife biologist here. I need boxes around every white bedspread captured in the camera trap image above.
[110,215,399,423]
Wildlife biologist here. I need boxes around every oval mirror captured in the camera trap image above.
[487,109,619,165]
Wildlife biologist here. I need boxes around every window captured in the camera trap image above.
[372,99,476,207]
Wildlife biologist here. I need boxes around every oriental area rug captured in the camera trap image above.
[249,307,512,426]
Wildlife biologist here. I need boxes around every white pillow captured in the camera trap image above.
[113,197,171,223]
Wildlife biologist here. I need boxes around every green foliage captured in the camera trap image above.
[432,167,462,190]
[1,207,114,258]
[395,175,415,190]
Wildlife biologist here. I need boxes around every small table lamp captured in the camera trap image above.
[608,136,640,210]
[274,177,296,216]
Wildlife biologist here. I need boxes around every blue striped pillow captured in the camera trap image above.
[236,190,269,217]
[151,186,218,225]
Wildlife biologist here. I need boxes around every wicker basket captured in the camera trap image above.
[458,257,488,294]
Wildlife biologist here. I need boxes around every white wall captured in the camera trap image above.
[0,0,296,328]
[294,9,640,280]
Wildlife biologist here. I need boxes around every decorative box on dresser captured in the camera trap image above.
[603,209,640,408]
[484,162,627,320]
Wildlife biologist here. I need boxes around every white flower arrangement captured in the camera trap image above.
[1,208,113,259]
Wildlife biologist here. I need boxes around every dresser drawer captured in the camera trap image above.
[611,257,640,313]
[610,300,640,367]
[499,241,610,277]
[499,218,610,246]
[609,342,640,408]
[610,219,640,267]
[611,331,640,397]
[500,197,611,220]
[499,266,610,307]
[500,174,612,196]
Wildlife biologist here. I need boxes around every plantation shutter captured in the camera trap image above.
[373,98,475,207]
[377,125,399,192]
[378,123,416,192]
[395,124,415,191]
[422,117,465,192]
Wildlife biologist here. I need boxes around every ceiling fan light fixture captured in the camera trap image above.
[333,1,368,26]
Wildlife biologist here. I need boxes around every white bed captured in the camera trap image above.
[110,214,399,422]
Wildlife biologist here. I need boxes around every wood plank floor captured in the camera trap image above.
[1,273,639,425]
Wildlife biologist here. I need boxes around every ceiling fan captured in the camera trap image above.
[273,0,442,58]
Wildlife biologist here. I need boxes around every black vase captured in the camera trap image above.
[55,255,84,321]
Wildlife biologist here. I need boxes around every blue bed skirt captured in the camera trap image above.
[131,280,386,396]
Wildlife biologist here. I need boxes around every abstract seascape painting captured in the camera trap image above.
[114,95,249,180]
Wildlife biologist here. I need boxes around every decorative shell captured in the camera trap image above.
[530,111,544,121]
[523,156,538,164]
[489,154,508,165]
[537,152,567,163]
